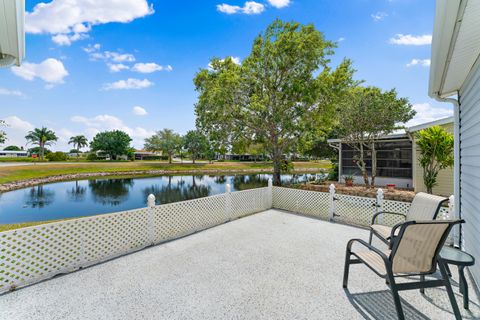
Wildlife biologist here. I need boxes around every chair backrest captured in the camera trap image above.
[390,220,463,274]
[406,192,447,221]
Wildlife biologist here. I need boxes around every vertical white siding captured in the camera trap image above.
[459,60,480,286]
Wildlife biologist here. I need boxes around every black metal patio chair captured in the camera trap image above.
[344,219,464,320]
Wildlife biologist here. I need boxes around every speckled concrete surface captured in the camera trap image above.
[0,209,479,320]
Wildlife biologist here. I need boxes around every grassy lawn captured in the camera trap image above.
[0,160,331,185]
[0,220,68,232]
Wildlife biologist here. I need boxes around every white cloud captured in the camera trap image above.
[337,37,345,42]
[71,114,154,147]
[406,103,453,127]
[102,78,153,90]
[11,58,69,86]
[1,116,35,147]
[243,1,265,14]
[132,106,148,116]
[0,88,24,97]
[108,63,130,72]
[371,12,388,22]
[406,59,431,67]
[217,1,265,14]
[389,34,432,46]
[217,4,242,14]
[132,63,173,73]
[52,32,89,46]
[3,116,34,132]
[26,0,154,45]
[267,0,290,8]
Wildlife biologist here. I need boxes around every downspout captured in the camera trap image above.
[433,94,461,247]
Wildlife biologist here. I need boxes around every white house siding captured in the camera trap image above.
[459,60,480,286]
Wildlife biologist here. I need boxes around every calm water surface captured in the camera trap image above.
[0,173,321,224]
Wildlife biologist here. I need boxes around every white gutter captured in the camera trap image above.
[0,0,25,67]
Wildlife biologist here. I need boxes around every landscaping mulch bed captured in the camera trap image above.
[298,181,416,202]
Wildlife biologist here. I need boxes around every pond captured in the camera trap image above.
[0,173,322,224]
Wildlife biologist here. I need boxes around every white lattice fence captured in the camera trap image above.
[152,194,228,243]
[272,187,330,219]
[335,194,377,227]
[0,207,152,293]
[230,187,271,219]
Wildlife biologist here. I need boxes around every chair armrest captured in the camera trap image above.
[388,222,406,249]
[347,238,390,263]
[371,211,407,225]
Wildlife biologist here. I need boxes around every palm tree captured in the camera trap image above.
[25,127,58,161]
[68,135,89,154]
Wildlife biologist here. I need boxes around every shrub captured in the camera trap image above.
[46,152,68,161]
[86,153,99,161]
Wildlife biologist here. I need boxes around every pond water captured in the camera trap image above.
[0,173,321,224]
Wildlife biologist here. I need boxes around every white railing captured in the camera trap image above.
[0,181,453,294]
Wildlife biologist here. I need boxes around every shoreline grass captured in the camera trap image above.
[0,160,331,185]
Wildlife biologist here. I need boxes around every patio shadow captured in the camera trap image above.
[345,289,430,320]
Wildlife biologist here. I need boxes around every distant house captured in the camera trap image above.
[0,150,28,158]
[134,150,161,160]
[328,116,454,194]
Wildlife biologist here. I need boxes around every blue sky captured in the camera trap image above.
[0,0,453,150]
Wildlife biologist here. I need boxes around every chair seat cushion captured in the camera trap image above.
[354,249,391,276]
[371,224,399,241]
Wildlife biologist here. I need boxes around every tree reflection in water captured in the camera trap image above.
[89,179,134,206]
[24,185,55,208]
[143,176,211,205]
[232,174,269,191]
[67,181,87,202]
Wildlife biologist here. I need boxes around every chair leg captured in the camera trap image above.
[387,272,405,320]
[343,250,351,288]
[368,230,373,245]
[438,260,462,320]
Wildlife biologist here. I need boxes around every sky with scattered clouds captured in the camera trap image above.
[0,0,451,150]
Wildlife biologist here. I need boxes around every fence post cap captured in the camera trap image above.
[377,188,384,197]
[449,195,454,202]
[268,178,273,187]
[147,194,156,207]
[329,184,335,193]
[225,183,231,193]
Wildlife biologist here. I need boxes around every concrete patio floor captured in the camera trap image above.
[1,209,479,320]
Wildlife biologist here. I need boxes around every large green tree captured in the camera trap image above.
[68,135,89,152]
[90,130,132,160]
[25,127,58,161]
[183,130,208,164]
[3,145,21,151]
[144,129,182,164]
[336,86,415,186]
[416,126,454,194]
[194,19,356,185]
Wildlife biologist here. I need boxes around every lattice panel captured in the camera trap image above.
[231,188,270,219]
[80,208,151,265]
[335,194,376,227]
[272,187,300,212]
[152,194,228,243]
[0,220,82,292]
[381,200,410,227]
[438,206,449,219]
[272,187,329,219]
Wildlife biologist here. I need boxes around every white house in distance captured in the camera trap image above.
[328,116,454,195]
[0,150,28,158]
[430,0,480,288]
